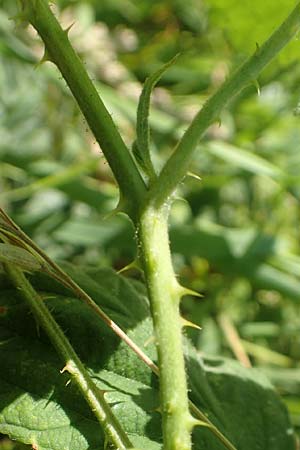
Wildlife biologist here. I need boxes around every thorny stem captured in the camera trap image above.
[0,207,157,374]
[137,205,239,450]
[5,263,134,450]
[0,207,237,450]
[19,0,146,220]
[148,1,300,208]
[10,1,300,449]
[138,205,194,450]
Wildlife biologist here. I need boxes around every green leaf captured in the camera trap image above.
[205,0,298,64]
[0,266,295,450]
[0,267,161,450]
[133,55,179,180]
[0,243,41,271]
[206,141,283,179]
[170,222,300,300]
[186,344,295,450]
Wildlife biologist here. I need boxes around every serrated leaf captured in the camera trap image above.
[185,343,295,450]
[0,265,295,450]
[0,267,161,450]
[134,55,179,180]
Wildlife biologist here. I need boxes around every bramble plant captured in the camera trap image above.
[0,1,300,450]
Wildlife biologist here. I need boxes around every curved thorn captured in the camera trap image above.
[253,79,261,96]
[178,285,203,299]
[181,317,202,330]
[117,259,142,274]
[187,171,202,181]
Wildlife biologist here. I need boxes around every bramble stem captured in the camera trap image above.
[0,207,158,375]
[13,1,300,449]
[148,1,300,207]
[5,263,134,450]
[0,207,237,450]
[20,0,146,218]
[138,205,194,450]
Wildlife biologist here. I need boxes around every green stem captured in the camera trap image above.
[148,1,300,207]
[0,206,159,375]
[5,263,134,450]
[20,0,146,218]
[138,205,195,450]
[0,207,237,450]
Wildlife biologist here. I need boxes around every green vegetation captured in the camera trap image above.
[0,1,300,449]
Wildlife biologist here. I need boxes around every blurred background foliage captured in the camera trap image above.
[1,0,300,444]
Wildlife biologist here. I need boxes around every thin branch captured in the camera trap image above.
[148,2,300,207]
[0,207,157,374]
[218,313,252,368]
[5,263,133,450]
[19,0,146,217]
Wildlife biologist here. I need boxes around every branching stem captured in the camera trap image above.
[0,207,236,450]
[12,1,300,449]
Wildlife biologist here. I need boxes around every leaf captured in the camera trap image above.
[0,267,161,450]
[186,344,296,450]
[0,265,295,450]
[52,216,131,247]
[251,263,300,301]
[170,222,300,300]
[133,55,179,179]
[205,0,298,64]
[0,243,41,271]
[206,141,283,179]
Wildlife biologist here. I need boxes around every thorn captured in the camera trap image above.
[173,195,189,204]
[102,209,121,221]
[60,361,73,374]
[253,79,261,96]
[181,317,202,330]
[60,365,68,374]
[98,388,110,396]
[255,42,260,53]
[178,285,203,299]
[117,259,142,274]
[216,117,222,128]
[187,171,202,181]
[65,379,71,387]
[102,194,126,220]
[193,419,211,428]
[35,48,53,69]
[63,22,75,36]
[144,335,156,347]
